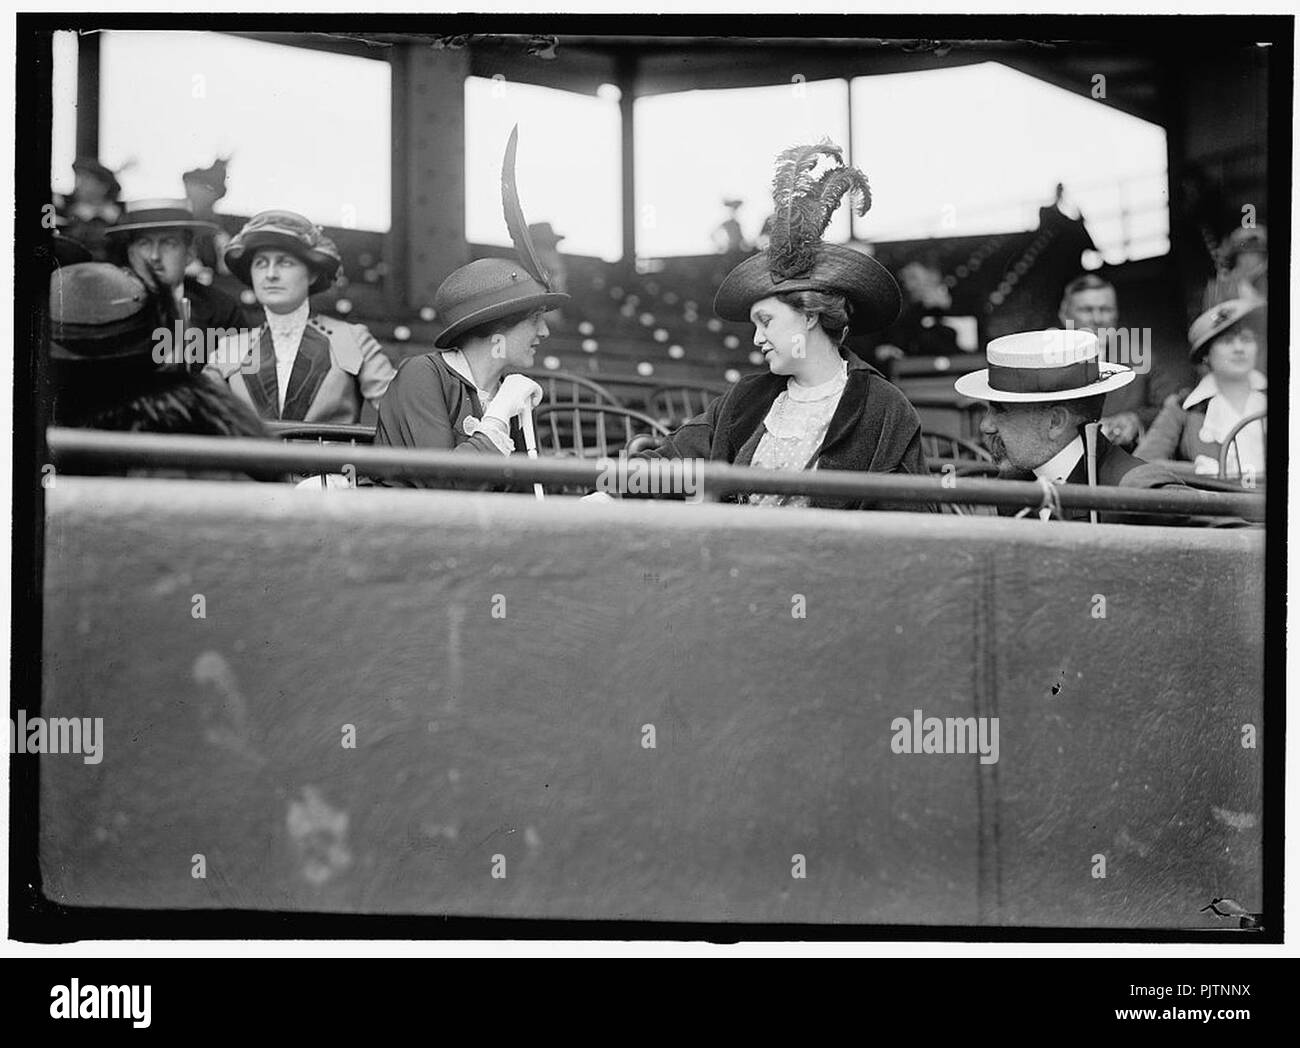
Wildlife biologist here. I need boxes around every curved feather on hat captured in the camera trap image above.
[767,140,873,281]
[500,125,552,290]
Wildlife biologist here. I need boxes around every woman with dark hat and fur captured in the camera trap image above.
[1135,297,1266,478]
[205,210,396,424]
[47,263,273,480]
[373,127,566,488]
[629,142,926,510]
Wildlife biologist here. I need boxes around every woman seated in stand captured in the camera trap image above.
[47,261,276,481]
[370,127,566,491]
[206,210,396,424]
[1135,298,1266,479]
[625,142,928,511]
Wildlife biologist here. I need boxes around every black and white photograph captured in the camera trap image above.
[4,7,1292,991]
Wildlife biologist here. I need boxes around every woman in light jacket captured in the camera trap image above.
[1135,298,1266,478]
[206,210,395,424]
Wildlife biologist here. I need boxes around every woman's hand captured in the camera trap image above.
[484,374,544,426]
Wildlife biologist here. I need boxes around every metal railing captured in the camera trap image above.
[45,428,1265,521]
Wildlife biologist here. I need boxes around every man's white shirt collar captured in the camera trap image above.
[1033,435,1085,485]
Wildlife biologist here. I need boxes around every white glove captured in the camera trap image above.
[484,375,544,427]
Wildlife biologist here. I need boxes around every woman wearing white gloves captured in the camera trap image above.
[372,255,565,489]
[373,127,568,489]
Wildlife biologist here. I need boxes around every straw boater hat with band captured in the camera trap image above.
[432,126,570,349]
[954,328,1135,403]
[106,199,219,238]
[713,141,902,346]
[223,210,343,295]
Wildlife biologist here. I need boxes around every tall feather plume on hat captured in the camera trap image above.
[501,125,553,290]
[767,140,873,281]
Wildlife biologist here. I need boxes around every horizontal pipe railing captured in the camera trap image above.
[45,428,1266,521]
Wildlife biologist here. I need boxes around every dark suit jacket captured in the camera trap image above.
[372,351,527,491]
[184,278,246,336]
[998,434,1229,526]
[633,359,929,510]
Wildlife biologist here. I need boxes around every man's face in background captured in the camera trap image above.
[1060,286,1118,336]
[127,230,191,291]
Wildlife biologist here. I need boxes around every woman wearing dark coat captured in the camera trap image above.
[372,127,566,491]
[46,262,276,481]
[630,142,927,510]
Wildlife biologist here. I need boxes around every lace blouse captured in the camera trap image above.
[747,362,849,507]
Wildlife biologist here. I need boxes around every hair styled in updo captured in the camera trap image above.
[773,289,853,352]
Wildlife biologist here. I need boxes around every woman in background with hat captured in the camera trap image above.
[53,157,125,263]
[206,210,396,424]
[1135,298,1266,478]
[628,142,926,511]
[182,158,235,277]
[372,127,566,489]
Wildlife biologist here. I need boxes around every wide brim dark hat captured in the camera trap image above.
[527,222,565,245]
[72,157,121,198]
[433,257,569,349]
[48,263,162,363]
[224,210,342,294]
[107,199,219,238]
[1188,297,1264,361]
[714,243,902,342]
[38,234,94,273]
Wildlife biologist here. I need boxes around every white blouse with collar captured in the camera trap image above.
[264,301,311,413]
[1183,370,1267,476]
[747,362,849,508]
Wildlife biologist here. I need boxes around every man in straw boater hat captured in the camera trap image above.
[954,328,1194,524]
[372,126,567,489]
[106,198,247,361]
[617,140,926,511]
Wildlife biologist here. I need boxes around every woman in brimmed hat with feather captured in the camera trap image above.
[628,142,926,510]
[372,128,566,489]
[1135,298,1266,478]
[205,210,396,424]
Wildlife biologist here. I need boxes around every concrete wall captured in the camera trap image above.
[39,479,1264,927]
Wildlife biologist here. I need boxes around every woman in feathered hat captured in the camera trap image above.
[205,210,396,424]
[373,127,566,489]
[630,142,926,510]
